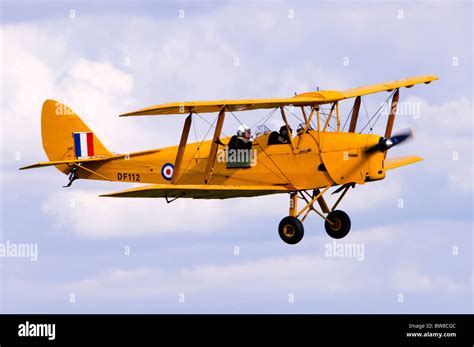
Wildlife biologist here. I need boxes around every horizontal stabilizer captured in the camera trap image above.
[385,156,423,171]
[19,157,113,170]
[100,184,300,200]
[19,148,163,171]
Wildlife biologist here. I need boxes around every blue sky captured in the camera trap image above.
[0,0,472,313]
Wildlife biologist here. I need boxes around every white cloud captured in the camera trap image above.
[395,96,473,194]
[68,59,133,95]
[3,219,469,312]
[41,188,289,238]
[39,177,407,239]
[64,255,367,300]
[343,177,403,212]
[0,29,139,160]
[392,267,434,293]
[391,267,466,294]
[1,52,56,159]
[63,220,470,305]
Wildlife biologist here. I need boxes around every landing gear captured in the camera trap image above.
[278,216,304,244]
[278,186,353,244]
[324,210,351,239]
[63,166,78,188]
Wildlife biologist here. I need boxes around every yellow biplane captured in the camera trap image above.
[21,75,438,244]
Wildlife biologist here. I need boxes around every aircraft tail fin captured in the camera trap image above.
[38,99,112,174]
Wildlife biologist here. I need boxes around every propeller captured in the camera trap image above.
[366,129,414,153]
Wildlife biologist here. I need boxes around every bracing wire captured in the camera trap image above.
[359,90,395,134]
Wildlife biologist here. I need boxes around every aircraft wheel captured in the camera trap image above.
[278,216,304,244]
[325,210,351,239]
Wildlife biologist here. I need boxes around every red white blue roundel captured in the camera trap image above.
[161,163,174,181]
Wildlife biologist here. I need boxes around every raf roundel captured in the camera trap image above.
[161,163,174,181]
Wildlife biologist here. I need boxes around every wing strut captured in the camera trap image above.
[300,107,308,123]
[171,113,192,184]
[322,103,336,132]
[296,106,317,149]
[335,102,341,132]
[348,96,361,133]
[204,107,225,184]
[384,89,399,138]
[279,107,295,151]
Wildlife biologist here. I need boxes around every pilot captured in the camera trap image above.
[228,124,252,150]
[268,125,292,145]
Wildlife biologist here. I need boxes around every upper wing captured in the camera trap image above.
[120,75,438,116]
[119,92,344,116]
[100,184,299,199]
[341,75,438,99]
[385,155,423,171]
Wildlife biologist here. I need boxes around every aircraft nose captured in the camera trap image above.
[366,130,414,153]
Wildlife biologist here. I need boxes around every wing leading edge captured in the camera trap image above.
[120,75,438,116]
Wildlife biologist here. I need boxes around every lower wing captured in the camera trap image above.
[100,184,300,199]
[385,156,423,171]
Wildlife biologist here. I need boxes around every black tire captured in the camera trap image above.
[278,216,304,244]
[325,210,351,239]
